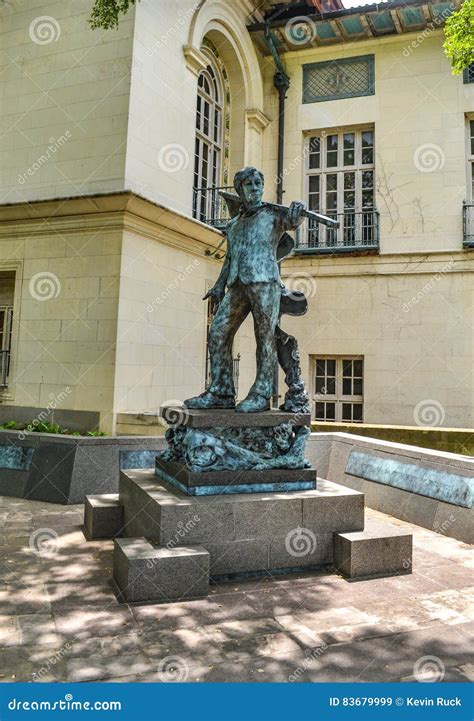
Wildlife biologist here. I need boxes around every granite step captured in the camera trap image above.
[113,537,210,603]
[334,518,413,580]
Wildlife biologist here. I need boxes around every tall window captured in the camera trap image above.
[312,356,364,423]
[193,50,226,223]
[468,118,474,202]
[305,127,375,248]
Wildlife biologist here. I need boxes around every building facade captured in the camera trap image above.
[0,0,472,432]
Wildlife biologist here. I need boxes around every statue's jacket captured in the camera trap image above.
[219,204,298,288]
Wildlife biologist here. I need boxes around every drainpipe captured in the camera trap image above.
[263,29,291,204]
[274,70,290,205]
[263,29,290,407]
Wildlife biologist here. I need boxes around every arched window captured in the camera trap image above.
[193,49,228,225]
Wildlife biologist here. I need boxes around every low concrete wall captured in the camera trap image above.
[312,422,474,457]
[0,430,166,504]
[311,432,474,545]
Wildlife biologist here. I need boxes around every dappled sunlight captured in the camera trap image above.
[0,495,472,682]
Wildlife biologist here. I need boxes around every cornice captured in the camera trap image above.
[0,192,224,258]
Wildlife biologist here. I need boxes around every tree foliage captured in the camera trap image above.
[89,0,138,30]
[443,0,474,74]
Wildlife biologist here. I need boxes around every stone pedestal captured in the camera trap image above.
[83,469,414,603]
[156,408,316,495]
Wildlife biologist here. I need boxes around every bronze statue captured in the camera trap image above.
[185,166,337,414]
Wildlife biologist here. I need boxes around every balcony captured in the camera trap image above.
[193,188,380,255]
[463,203,474,247]
[193,185,233,230]
[295,210,380,254]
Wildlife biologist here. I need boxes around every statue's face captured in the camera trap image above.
[240,173,263,209]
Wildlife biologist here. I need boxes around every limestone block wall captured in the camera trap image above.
[280,251,474,428]
[0,1,134,204]
[261,31,474,254]
[113,201,223,415]
[0,199,124,432]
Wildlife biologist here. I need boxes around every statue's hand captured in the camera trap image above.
[203,285,225,305]
[288,201,307,228]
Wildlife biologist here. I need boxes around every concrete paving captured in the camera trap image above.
[0,493,472,683]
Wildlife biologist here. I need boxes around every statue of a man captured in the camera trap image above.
[185,167,306,413]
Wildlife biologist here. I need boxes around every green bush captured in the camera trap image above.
[0,420,107,436]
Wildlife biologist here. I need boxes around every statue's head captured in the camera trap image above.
[234,167,264,209]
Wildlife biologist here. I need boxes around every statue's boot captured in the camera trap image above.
[235,393,270,413]
[184,390,235,410]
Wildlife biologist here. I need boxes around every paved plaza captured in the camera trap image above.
[0,493,472,683]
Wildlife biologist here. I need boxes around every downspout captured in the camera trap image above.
[263,28,291,204]
[263,27,290,406]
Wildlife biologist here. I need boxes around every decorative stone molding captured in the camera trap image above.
[245,108,271,133]
[183,44,208,77]
[0,192,223,258]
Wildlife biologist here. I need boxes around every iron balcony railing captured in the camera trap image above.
[463,203,474,247]
[0,350,10,388]
[194,187,380,254]
[295,210,380,253]
[193,185,234,230]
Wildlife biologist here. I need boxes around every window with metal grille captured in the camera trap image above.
[312,356,363,422]
[464,65,474,84]
[0,306,13,383]
[303,55,375,103]
[468,118,474,202]
[305,127,375,248]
